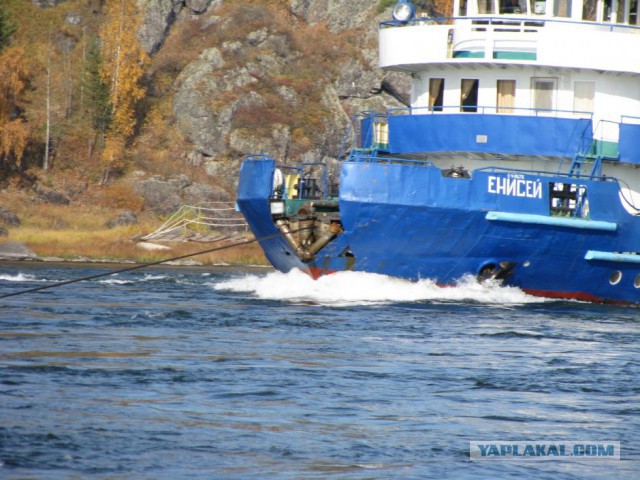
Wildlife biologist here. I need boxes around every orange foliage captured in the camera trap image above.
[0,45,30,166]
[99,0,149,176]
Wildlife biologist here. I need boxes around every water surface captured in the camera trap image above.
[0,263,638,479]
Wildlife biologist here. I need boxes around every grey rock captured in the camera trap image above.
[35,185,70,205]
[137,0,221,54]
[0,207,21,227]
[131,174,230,215]
[65,13,82,25]
[185,0,216,14]
[290,0,379,32]
[106,211,139,229]
[173,48,252,157]
[183,183,228,205]
[133,177,182,215]
[0,242,37,260]
[166,0,410,182]
[32,0,68,7]
[138,0,183,54]
[168,174,191,189]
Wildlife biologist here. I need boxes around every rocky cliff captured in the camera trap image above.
[139,0,409,191]
[20,0,411,209]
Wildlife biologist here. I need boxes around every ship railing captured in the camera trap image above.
[338,111,389,159]
[379,15,640,33]
[475,165,615,182]
[273,162,335,201]
[590,119,621,158]
[346,152,435,168]
[386,104,593,120]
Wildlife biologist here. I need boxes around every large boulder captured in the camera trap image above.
[137,0,221,54]
[106,211,139,229]
[0,207,21,227]
[132,176,183,215]
[173,47,244,157]
[131,174,229,215]
[183,183,228,205]
[35,185,70,205]
[137,0,183,54]
[290,0,379,33]
[0,242,37,260]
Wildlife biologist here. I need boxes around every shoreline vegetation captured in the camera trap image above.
[0,190,268,267]
[3,228,268,267]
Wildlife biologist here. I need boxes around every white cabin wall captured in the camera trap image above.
[411,73,430,108]
[410,67,640,130]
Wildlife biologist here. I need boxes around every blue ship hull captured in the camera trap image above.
[238,146,640,305]
[238,108,640,303]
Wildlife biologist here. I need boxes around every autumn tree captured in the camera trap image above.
[99,0,148,183]
[0,5,30,171]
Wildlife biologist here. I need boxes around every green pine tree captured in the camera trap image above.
[83,37,112,148]
[0,5,16,51]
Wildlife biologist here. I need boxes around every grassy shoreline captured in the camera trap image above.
[1,200,267,267]
[6,227,269,266]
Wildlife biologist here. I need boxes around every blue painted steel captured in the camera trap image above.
[359,116,375,149]
[238,149,640,303]
[619,122,640,164]
[387,114,592,157]
[337,160,640,301]
[237,157,308,274]
[485,211,618,231]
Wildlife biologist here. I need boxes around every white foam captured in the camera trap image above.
[213,270,542,307]
[98,278,132,285]
[0,273,38,282]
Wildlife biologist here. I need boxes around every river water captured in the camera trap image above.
[0,263,638,479]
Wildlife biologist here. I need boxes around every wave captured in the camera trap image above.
[0,273,39,282]
[213,270,542,307]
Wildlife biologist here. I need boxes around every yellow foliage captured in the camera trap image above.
[99,0,149,171]
[0,45,30,166]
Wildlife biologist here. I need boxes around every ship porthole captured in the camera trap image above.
[609,271,622,285]
[634,274,640,289]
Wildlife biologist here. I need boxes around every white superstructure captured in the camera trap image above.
[380,0,640,146]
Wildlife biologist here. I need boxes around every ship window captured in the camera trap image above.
[458,0,468,15]
[634,274,640,288]
[532,0,546,14]
[461,79,479,113]
[554,0,572,17]
[500,0,523,13]
[615,0,625,23]
[549,182,589,218]
[532,77,556,113]
[630,0,639,25]
[478,0,496,14]
[610,270,622,285]
[497,80,516,113]
[573,81,595,114]
[583,0,597,20]
[586,0,619,22]
[429,78,444,112]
